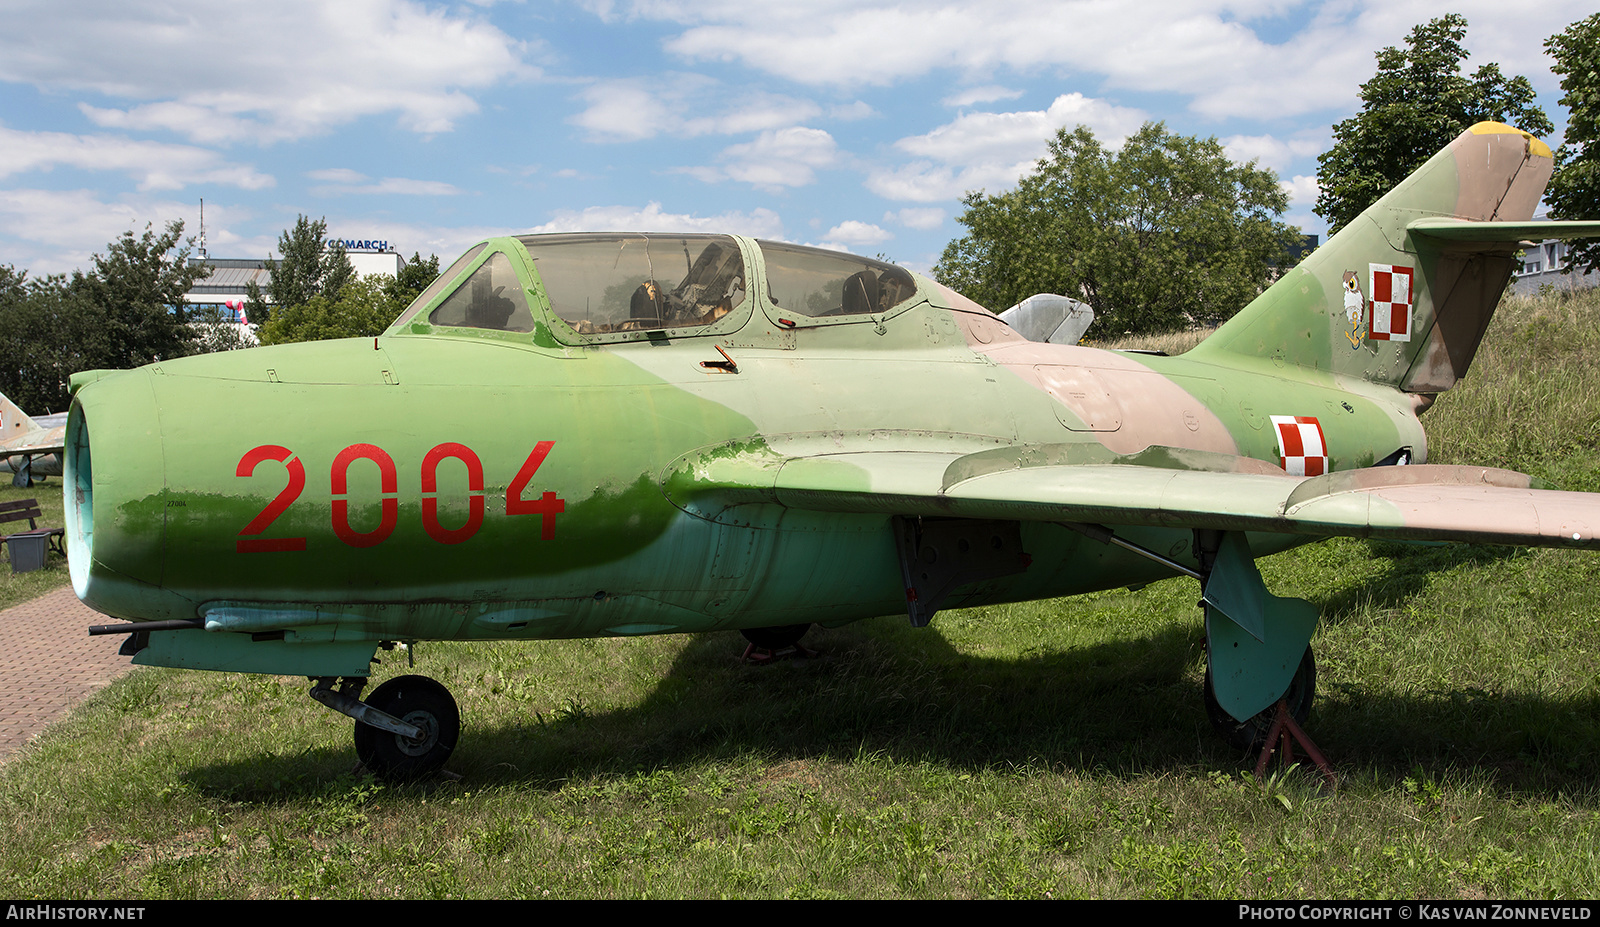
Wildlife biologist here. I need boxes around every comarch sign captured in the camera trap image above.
[325,238,391,254]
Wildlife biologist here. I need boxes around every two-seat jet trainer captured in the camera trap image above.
[71,123,1600,779]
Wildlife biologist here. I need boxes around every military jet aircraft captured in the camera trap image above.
[71,122,1600,779]
[0,392,64,486]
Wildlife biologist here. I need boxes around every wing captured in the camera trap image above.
[664,441,1600,549]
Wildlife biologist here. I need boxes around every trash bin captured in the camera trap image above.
[8,531,52,573]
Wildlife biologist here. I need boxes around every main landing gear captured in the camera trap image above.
[1196,530,1335,786]
[1204,646,1316,751]
[1205,646,1335,787]
[739,623,816,663]
[1063,523,1336,782]
[311,675,460,781]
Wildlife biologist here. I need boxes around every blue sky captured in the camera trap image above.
[0,0,1592,279]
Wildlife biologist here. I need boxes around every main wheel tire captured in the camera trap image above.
[354,675,459,781]
[1204,647,1316,752]
[740,623,811,650]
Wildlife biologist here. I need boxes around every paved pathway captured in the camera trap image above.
[0,585,134,761]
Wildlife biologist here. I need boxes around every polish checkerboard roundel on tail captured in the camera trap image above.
[1367,264,1413,342]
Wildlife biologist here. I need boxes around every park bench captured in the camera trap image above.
[0,498,65,573]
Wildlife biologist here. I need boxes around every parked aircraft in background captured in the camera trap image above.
[69,123,1600,779]
[0,393,63,487]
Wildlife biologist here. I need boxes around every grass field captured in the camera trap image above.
[2,290,1598,899]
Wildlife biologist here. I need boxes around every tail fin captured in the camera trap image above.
[0,391,44,441]
[1190,122,1600,393]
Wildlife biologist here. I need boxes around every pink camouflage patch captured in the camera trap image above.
[1270,415,1328,477]
[1367,263,1414,342]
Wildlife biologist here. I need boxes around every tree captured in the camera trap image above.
[1546,13,1600,276]
[71,220,211,370]
[934,122,1301,334]
[387,252,441,311]
[0,221,241,412]
[186,304,257,355]
[255,252,441,345]
[258,275,409,345]
[0,267,98,413]
[244,215,355,324]
[1316,15,1554,235]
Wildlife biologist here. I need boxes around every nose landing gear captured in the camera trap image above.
[311,674,460,781]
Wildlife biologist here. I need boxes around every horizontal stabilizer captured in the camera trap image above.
[1408,218,1600,244]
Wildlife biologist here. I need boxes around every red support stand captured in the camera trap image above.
[740,642,818,665]
[1253,698,1337,790]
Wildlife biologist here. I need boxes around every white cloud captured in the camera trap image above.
[942,85,1023,108]
[829,101,877,121]
[307,168,366,183]
[0,186,509,278]
[0,188,246,275]
[2,0,533,144]
[867,92,1147,202]
[885,207,945,230]
[572,74,822,141]
[0,125,273,191]
[822,220,892,246]
[307,170,461,196]
[682,127,840,191]
[586,1,1590,121]
[1281,174,1320,209]
[1222,133,1328,175]
[525,201,785,238]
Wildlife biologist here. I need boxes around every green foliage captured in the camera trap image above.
[391,252,441,309]
[244,215,355,325]
[71,221,211,370]
[0,266,97,413]
[247,231,439,344]
[1545,13,1600,276]
[1316,15,1554,234]
[258,275,407,345]
[934,122,1299,334]
[185,304,256,356]
[0,221,212,413]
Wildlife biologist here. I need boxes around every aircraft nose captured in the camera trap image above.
[66,370,170,617]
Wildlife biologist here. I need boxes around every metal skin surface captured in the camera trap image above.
[64,123,1600,758]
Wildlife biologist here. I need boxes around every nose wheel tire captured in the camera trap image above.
[354,675,459,780]
[1204,647,1316,752]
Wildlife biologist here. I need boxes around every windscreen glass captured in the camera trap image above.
[392,243,487,328]
[426,252,536,333]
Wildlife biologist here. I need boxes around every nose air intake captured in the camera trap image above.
[64,402,93,600]
[63,373,174,620]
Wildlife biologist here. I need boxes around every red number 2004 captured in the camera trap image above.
[234,442,562,552]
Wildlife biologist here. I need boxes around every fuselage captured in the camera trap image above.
[65,234,1426,651]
